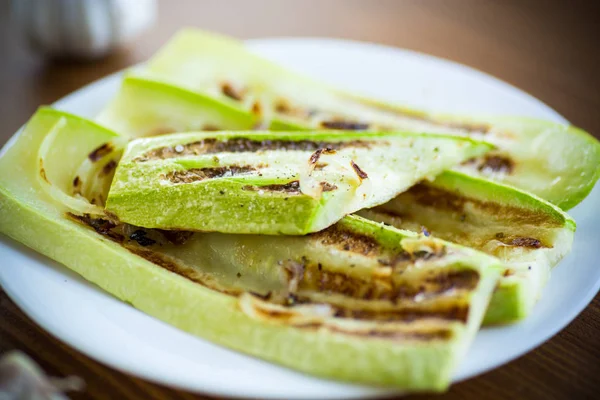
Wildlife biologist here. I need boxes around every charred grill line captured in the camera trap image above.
[300,266,479,302]
[509,237,543,248]
[319,182,338,192]
[138,138,374,161]
[221,82,244,101]
[129,230,156,246]
[327,326,454,341]
[330,304,470,323]
[163,165,259,184]
[402,183,554,225]
[242,180,301,193]
[101,159,118,177]
[463,154,515,174]
[312,225,381,256]
[478,154,515,174]
[309,148,337,166]
[350,160,369,180]
[88,142,114,162]
[245,294,457,341]
[321,121,370,130]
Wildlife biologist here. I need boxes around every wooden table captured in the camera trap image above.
[1,1,599,399]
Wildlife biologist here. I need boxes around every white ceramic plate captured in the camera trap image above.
[1,38,599,399]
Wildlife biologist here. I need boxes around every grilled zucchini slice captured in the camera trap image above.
[0,108,502,390]
[359,170,575,324]
[139,28,600,209]
[105,130,490,234]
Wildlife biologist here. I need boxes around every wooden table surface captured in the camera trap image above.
[1,1,599,399]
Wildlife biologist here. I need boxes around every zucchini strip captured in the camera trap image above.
[358,170,575,324]
[105,130,490,234]
[0,109,502,390]
[139,28,600,209]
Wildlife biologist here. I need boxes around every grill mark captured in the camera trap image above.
[248,304,454,340]
[88,142,114,162]
[404,183,556,226]
[328,326,454,341]
[350,160,369,180]
[309,148,336,166]
[66,213,235,294]
[244,296,455,341]
[67,213,123,241]
[251,101,262,116]
[509,237,543,248]
[221,82,244,101]
[319,182,338,192]
[331,304,470,323]
[353,99,491,133]
[312,225,381,256]
[202,124,220,131]
[138,137,373,161]
[275,99,292,114]
[163,165,259,184]
[464,154,515,174]
[242,180,301,193]
[321,121,370,130]
[129,230,156,246]
[274,98,317,119]
[478,154,515,174]
[101,159,117,177]
[300,267,479,301]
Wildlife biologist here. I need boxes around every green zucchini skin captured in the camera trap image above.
[0,108,502,390]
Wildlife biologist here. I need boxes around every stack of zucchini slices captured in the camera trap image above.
[0,29,598,392]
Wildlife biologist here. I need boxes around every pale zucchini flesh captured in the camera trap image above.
[140,28,600,209]
[106,130,491,234]
[0,109,502,390]
[358,170,575,324]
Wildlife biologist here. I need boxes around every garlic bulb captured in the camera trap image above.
[12,0,157,59]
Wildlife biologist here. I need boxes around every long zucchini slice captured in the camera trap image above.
[138,28,600,209]
[0,108,502,390]
[105,130,490,234]
[358,170,575,324]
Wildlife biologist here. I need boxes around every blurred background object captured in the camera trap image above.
[0,350,84,399]
[11,0,156,59]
